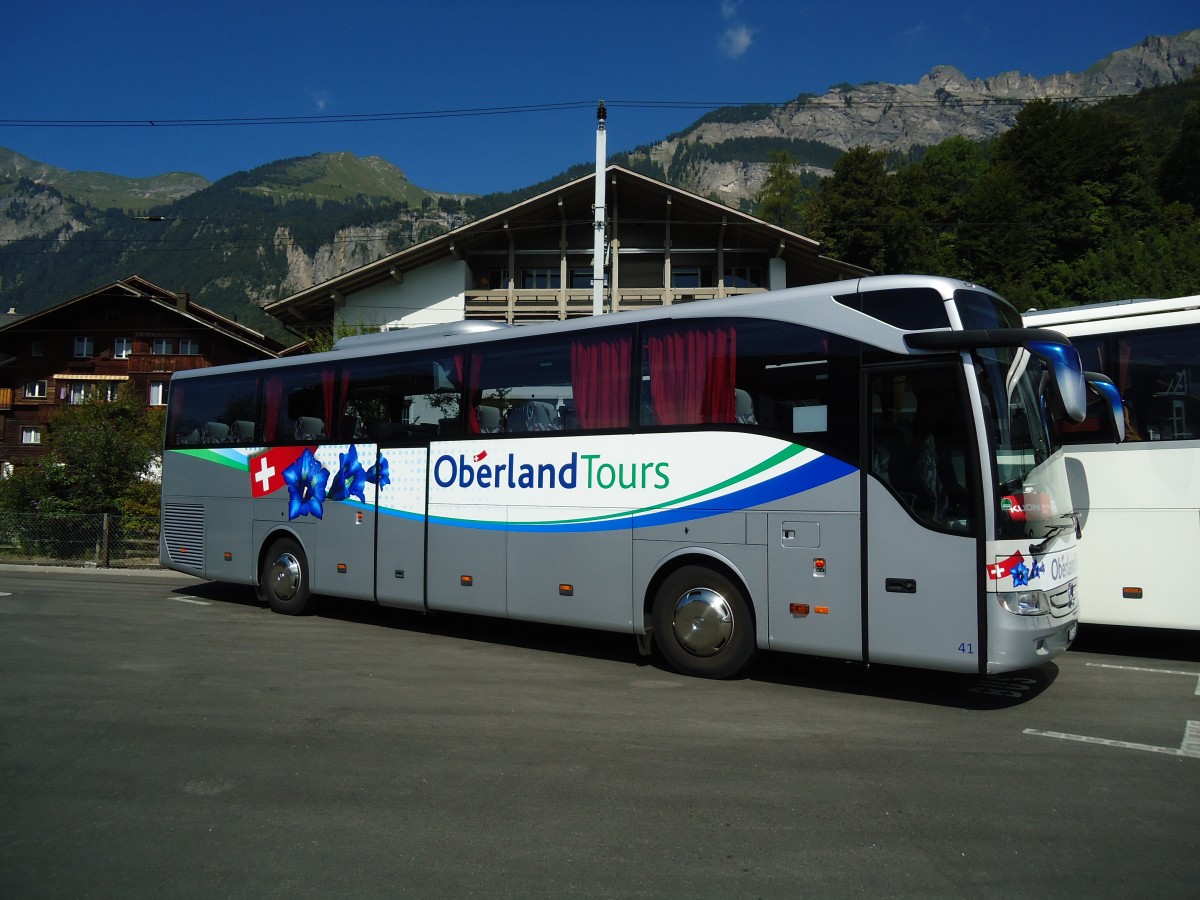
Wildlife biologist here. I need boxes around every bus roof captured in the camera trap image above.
[169,274,1009,383]
[1025,295,1200,328]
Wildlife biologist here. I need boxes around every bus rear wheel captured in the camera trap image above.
[259,536,315,615]
[652,565,756,679]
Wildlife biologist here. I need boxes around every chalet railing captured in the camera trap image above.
[465,288,595,323]
[127,355,209,374]
[464,285,767,323]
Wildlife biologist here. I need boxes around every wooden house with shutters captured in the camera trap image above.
[0,275,286,469]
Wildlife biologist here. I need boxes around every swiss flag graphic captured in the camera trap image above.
[987,551,1025,581]
[249,447,306,497]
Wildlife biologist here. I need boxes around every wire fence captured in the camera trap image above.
[0,512,161,569]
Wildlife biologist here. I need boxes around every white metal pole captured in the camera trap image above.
[592,101,607,316]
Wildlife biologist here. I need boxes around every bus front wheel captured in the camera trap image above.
[259,537,315,615]
[652,565,756,679]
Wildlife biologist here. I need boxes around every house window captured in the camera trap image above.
[724,266,762,288]
[24,380,47,399]
[100,382,120,402]
[476,268,509,290]
[149,382,167,406]
[152,338,174,355]
[68,383,88,405]
[74,336,94,358]
[30,341,44,357]
[114,338,133,359]
[179,338,200,355]
[21,427,41,445]
[670,267,713,289]
[521,268,560,289]
[570,268,595,289]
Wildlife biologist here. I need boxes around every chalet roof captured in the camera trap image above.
[264,164,865,328]
[0,275,287,357]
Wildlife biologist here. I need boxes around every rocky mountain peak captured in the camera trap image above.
[646,28,1200,205]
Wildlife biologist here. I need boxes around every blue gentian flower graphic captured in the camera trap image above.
[366,454,391,490]
[282,448,329,520]
[329,444,367,503]
[1010,561,1031,588]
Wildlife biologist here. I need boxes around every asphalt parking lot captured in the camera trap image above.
[1,566,1197,899]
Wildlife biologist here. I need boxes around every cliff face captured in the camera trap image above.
[638,29,1200,205]
[271,212,457,300]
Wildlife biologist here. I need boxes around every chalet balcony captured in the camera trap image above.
[127,354,209,374]
[463,286,767,323]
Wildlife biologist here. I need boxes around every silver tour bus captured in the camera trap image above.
[161,275,1110,679]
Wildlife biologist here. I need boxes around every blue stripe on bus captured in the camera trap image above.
[403,454,857,533]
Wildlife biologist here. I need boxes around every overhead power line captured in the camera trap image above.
[0,95,1110,128]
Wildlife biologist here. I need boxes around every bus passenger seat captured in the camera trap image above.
[735,389,757,425]
[232,420,256,442]
[201,421,230,443]
[477,406,501,433]
[506,400,556,432]
[294,416,325,441]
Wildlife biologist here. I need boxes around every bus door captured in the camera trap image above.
[864,364,984,672]
[374,444,430,611]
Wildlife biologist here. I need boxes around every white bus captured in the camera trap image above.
[1026,295,1200,630]
[161,275,1111,679]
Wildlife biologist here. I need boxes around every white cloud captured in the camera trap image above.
[721,0,740,19]
[721,24,755,59]
[311,90,331,112]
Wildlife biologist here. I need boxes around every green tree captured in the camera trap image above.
[47,385,164,513]
[1158,100,1200,210]
[0,384,164,516]
[305,319,382,354]
[753,150,806,231]
[802,146,892,271]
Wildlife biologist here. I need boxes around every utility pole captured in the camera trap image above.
[592,101,607,316]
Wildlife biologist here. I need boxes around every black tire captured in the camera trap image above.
[652,565,756,679]
[258,536,315,615]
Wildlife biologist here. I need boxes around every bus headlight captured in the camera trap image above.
[997,590,1050,615]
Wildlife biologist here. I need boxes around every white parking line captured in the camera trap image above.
[1086,661,1200,695]
[170,597,211,606]
[1024,722,1200,759]
[1024,663,1200,756]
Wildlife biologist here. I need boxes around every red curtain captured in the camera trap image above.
[264,376,283,442]
[457,352,480,433]
[571,334,631,429]
[647,325,737,425]
[321,368,337,438]
[169,384,185,444]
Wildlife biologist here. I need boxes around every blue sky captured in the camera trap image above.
[2,1,1195,196]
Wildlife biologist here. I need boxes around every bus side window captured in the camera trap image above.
[869,367,973,535]
[475,328,633,434]
[166,373,260,448]
[728,319,859,464]
[341,352,462,444]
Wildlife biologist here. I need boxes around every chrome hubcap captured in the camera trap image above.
[268,553,302,601]
[671,587,733,657]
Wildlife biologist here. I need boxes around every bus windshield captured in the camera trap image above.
[975,345,1072,541]
[953,287,1075,542]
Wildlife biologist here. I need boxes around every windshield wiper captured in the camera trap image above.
[1028,512,1081,555]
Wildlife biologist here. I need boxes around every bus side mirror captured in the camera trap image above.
[1027,340,1087,424]
[1085,372,1126,443]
